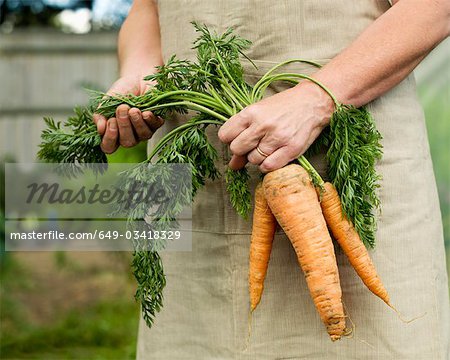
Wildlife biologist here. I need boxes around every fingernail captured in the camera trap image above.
[118,109,128,118]
[131,113,139,122]
[109,120,117,130]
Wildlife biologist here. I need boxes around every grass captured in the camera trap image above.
[0,253,139,360]
[1,300,138,360]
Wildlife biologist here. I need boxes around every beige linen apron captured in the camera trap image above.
[138,1,450,358]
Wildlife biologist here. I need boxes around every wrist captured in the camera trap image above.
[293,79,336,127]
[119,58,163,79]
[119,67,158,80]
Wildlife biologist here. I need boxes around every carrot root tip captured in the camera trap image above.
[389,304,427,324]
[243,309,253,352]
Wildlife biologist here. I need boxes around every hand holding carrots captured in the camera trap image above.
[93,74,164,154]
[218,80,334,172]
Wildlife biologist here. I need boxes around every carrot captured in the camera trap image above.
[318,182,390,305]
[263,164,346,341]
[249,182,277,311]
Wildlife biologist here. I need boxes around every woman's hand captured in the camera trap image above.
[218,81,335,172]
[93,74,164,154]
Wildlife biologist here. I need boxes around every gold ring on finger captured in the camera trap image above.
[256,146,270,158]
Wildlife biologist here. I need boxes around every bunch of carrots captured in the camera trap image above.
[249,159,390,341]
[39,23,394,334]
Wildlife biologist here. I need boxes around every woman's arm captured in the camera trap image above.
[118,0,163,78]
[218,0,450,172]
[95,0,164,154]
[315,0,450,107]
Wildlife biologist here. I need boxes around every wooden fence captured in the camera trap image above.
[0,29,118,162]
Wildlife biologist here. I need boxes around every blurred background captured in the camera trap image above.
[0,1,449,359]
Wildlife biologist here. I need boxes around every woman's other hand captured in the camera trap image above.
[93,74,164,154]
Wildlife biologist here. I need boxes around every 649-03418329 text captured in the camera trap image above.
[9,229,182,241]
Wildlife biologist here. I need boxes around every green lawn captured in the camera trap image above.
[0,253,139,360]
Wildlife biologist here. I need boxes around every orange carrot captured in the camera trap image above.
[249,182,277,311]
[319,182,390,305]
[263,164,345,341]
